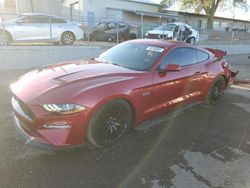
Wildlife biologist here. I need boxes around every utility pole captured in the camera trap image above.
[30,0,34,12]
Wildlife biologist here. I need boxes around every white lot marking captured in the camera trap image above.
[229,86,250,99]
[170,148,250,188]
[171,165,209,188]
[150,179,164,188]
[233,103,250,113]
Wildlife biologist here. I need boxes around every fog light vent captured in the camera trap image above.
[42,124,71,129]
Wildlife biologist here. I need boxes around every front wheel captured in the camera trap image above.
[87,100,133,147]
[206,77,226,105]
[61,32,75,45]
[187,37,195,45]
[0,30,11,45]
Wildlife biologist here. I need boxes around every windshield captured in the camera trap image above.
[97,42,164,71]
[95,23,107,29]
[156,24,176,31]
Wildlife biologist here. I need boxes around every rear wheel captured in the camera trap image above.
[129,33,137,40]
[187,37,195,45]
[206,77,226,105]
[0,30,11,45]
[61,32,75,45]
[87,99,133,147]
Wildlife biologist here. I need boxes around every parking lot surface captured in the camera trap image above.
[0,52,250,187]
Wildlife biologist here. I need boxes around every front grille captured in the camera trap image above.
[12,96,35,121]
[19,119,40,137]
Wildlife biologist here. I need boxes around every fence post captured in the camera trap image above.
[231,31,234,43]
[116,23,119,43]
[49,17,53,45]
[0,3,4,48]
[141,14,144,38]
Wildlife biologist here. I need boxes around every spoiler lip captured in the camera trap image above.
[205,48,227,60]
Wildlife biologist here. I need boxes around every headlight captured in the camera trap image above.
[42,104,86,114]
[145,33,149,37]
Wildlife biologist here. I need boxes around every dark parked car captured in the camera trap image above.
[89,22,137,42]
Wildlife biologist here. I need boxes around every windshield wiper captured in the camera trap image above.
[98,59,121,67]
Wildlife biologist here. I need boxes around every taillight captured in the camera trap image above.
[221,61,231,70]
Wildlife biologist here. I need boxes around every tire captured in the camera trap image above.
[87,99,133,147]
[61,31,75,45]
[0,30,11,45]
[107,36,115,42]
[129,33,137,40]
[206,77,226,105]
[93,31,105,41]
[187,37,195,45]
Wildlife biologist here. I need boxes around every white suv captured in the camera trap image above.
[0,13,84,45]
[145,22,199,44]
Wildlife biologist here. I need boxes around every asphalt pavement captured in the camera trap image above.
[0,46,250,188]
[0,43,249,81]
[0,68,250,188]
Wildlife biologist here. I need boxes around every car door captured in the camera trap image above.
[13,16,50,41]
[151,47,207,116]
[50,17,67,40]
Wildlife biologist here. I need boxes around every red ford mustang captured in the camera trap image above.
[11,39,238,149]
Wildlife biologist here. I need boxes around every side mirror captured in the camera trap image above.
[165,64,181,71]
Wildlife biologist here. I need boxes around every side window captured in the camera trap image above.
[160,49,181,69]
[51,18,67,23]
[24,16,49,23]
[179,25,185,31]
[197,50,209,63]
[118,23,125,28]
[180,48,197,66]
[108,23,116,29]
[160,47,198,69]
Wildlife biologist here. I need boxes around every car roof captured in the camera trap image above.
[161,22,191,28]
[21,13,64,19]
[129,39,191,48]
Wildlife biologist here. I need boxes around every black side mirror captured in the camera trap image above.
[165,64,181,71]
[158,64,181,74]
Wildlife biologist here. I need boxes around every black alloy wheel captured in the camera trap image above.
[206,77,226,105]
[0,30,11,45]
[87,99,133,147]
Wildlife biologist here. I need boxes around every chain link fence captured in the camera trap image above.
[1,11,250,47]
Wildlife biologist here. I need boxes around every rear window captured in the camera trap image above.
[197,50,209,62]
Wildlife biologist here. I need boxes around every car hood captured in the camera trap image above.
[147,30,173,35]
[11,60,143,104]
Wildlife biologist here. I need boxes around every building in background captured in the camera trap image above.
[1,0,249,32]
[2,0,62,17]
[61,0,180,37]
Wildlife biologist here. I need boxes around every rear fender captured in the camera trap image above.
[220,60,239,88]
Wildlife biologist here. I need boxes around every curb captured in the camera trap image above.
[234,79,250,85]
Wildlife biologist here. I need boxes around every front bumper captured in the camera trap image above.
[11,95,91,150]
[12,113,57,150]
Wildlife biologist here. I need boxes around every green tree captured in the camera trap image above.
[159,0,248,29]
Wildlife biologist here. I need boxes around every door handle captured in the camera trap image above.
[194,71,208,76]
